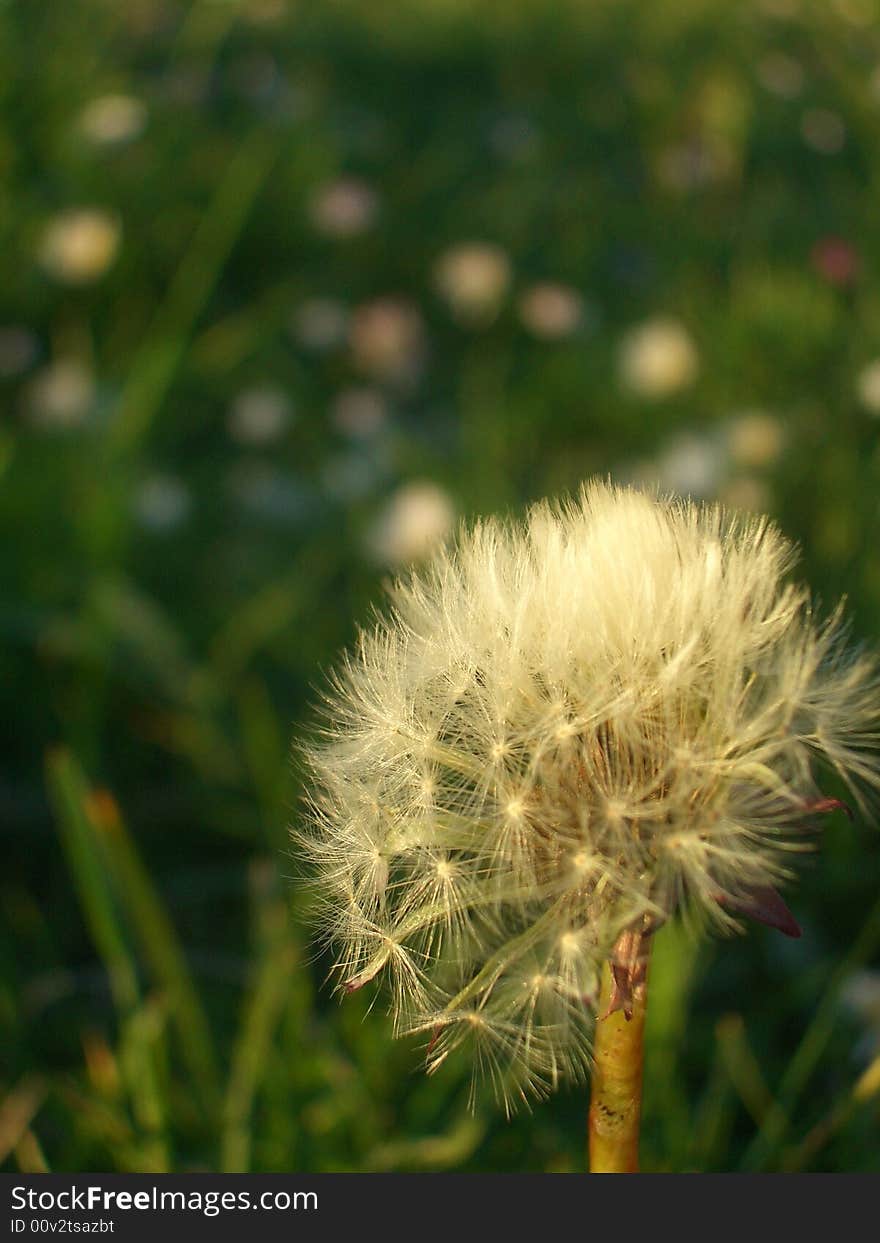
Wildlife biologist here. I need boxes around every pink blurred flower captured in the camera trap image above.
[811,236,860,287]
[517,283,585,339]
[349,298,425,384]
[308,177,379,238]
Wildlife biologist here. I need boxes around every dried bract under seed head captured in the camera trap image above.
[297,481,880,1111]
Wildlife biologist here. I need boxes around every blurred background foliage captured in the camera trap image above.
[2,0,880,1173]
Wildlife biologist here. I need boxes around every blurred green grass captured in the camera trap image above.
[2,0,880,1171]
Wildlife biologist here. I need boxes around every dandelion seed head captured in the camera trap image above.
[298,480,880,1109]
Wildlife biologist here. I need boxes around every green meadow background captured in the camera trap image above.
[2,0,880,1172]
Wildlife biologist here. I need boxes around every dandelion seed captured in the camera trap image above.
[298,480,880,1135]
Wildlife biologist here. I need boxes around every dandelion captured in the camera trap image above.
[298,481,880,1170]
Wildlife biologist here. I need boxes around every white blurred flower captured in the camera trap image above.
[228,462,310,525]
[487,113,541,162]
[78,94,147,145]
[856,359,880,415]
[331,387,388,438]
[654,431,726,498]
[801,109,846,154]
[433,243,511,325]
[517,283,585,339]
[349,298,425,384]
[718,475,771,514]
[655,139,733,192]
[25,359,95,428]
[618,318,699,399]
[756,54,804,98]
[231,52,281,103]
[757,0,799,15]
[842,970,880,1059]
[726,412,785,468]
[366,480,455,566]
[227,385,293,445]
[832,0,873,28]
[322,451,385,502]
[0,326,38,378]
[38,209,121,284]
[133,475,191,532]
[308,177,379,238]
[243,0,288,23]
[291,298,349,350]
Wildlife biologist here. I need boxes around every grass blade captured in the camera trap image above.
[45,748,139,1016]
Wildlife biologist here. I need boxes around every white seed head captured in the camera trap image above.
[297,480,880,1109]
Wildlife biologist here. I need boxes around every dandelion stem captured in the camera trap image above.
[588,951,650,1173]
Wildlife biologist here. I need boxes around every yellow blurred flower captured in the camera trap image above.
[726,412,785,468]
[78,94,147,145]
[856,360,880,416]
[38,209,121,284]
[433,242,511,325]
[618,317,698,399]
